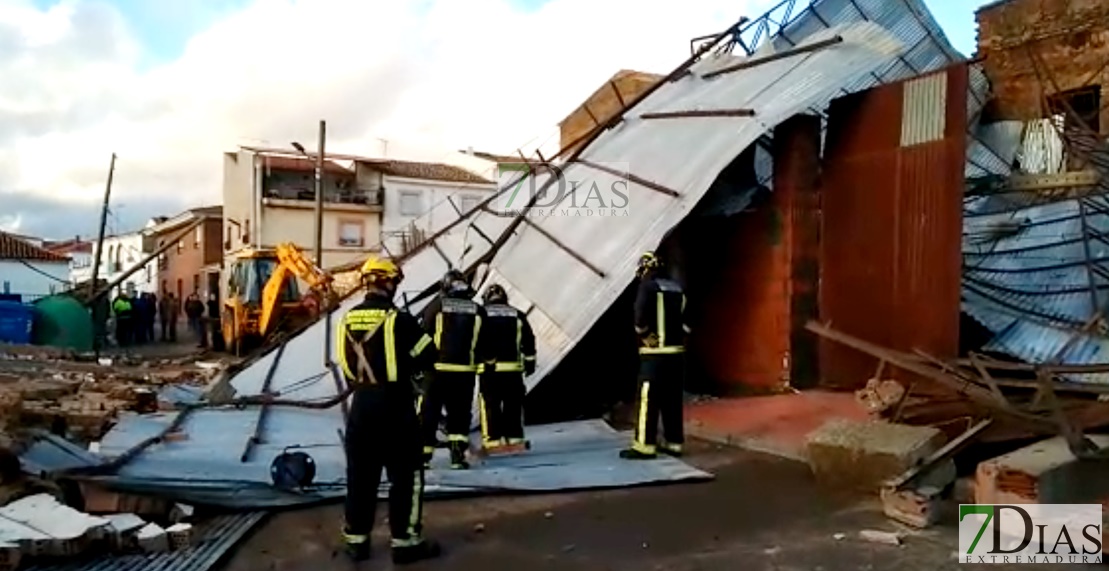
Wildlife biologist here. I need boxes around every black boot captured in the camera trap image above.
[342,532,371,562]
[392,538,441,565]
[659,443,683,457]
[619,447,657,460]
[449,442,469,469]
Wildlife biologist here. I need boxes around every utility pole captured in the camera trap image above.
[314,120,331,367]
[314,120,326,268]
[90,153,116,356]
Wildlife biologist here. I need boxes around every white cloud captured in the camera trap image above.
[0,0,772,237]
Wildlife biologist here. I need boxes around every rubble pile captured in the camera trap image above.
[0,349,226,443]
[0,493,199,570]
[806,321,1109,535]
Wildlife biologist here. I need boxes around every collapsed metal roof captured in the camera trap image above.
[86,0,975,506]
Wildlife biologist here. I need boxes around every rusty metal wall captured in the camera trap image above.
[819,64,969,389]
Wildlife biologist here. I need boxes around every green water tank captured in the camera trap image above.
[32,294,94,352]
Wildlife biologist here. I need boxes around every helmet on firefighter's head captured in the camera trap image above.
[637,251,660,277]
[483,283,508,305]
[441,269,471,297]
[360,256,402,295]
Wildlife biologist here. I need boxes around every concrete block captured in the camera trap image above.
[975,435,1109,505]
[104,513,146,552]
[166,523,193,551]
[136,523,168,554]
[805,420,945,492]
[880,485,942,528]
[169,503,195,523]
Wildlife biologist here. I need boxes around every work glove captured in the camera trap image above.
[524,359,536,376]
[642,333,660,348]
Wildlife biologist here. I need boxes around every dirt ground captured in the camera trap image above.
[219,441,1096,571]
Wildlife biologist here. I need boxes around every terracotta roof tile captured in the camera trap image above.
[376,160,492,184]
[0,232,70,262]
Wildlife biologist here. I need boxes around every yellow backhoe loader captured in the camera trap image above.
[222,243,340,356]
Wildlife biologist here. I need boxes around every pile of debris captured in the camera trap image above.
[0,493,197,570]
[0,350,224,444]
[804,321,1109,550]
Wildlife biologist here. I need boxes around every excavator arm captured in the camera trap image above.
[257,243,339,338]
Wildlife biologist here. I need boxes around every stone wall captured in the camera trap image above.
[976,0,1109,133]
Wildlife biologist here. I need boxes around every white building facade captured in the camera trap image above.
[71,231,158,296]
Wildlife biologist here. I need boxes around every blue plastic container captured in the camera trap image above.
[0,301,33,345]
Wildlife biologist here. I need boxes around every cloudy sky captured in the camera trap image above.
[1,0,986,239]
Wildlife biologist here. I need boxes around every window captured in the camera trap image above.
[176,240,183,254]
[194,226,202,249]
[339,219,365,247]
[399,190,424,216]
[193,274,200,295]
[243,220,251,244]
[176,279,183,300]
[460,194,481,213]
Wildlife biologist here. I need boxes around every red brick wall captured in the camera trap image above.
[977,0,1109,133]
[683,115,822,394]
[156,218,222,299]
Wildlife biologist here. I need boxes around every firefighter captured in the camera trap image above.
[476,283,536,452]
[420,270,484,469]
[337,256,441,565]
[621,251,690,460]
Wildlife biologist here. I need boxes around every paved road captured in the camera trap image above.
[222,442,1093,571]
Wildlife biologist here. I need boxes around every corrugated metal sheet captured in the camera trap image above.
[93,419,710,508]
[961,190,1109,384]
[1018,116,1067,175]
[88,21,909,505]
[766,0,962,111]
[965,120,1024,179]
[820,64,968,388]
[901,72,947,146]
[24,512,265,571]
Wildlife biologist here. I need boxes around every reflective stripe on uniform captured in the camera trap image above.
[479,393,490,441]
[490,362,524,372]
[470,314,482,365]
[343,530,368,544]
[635,381,651,450]
[656,292,666,348]
[337,317,354,380]
[384,312,398,382]
[434,363,478,372]
[434,313,443,348]
[411,334,432,357]
[447,434,468,443]
[639,346,685,355]
[406,470,423,539]
[661,442,683,454]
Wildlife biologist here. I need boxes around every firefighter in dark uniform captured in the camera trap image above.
[476,283,536,452]
[420,270,484,469]
[337,256,441,565]
[621,252,690,460]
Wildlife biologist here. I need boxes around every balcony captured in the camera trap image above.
[262,186,383,212]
